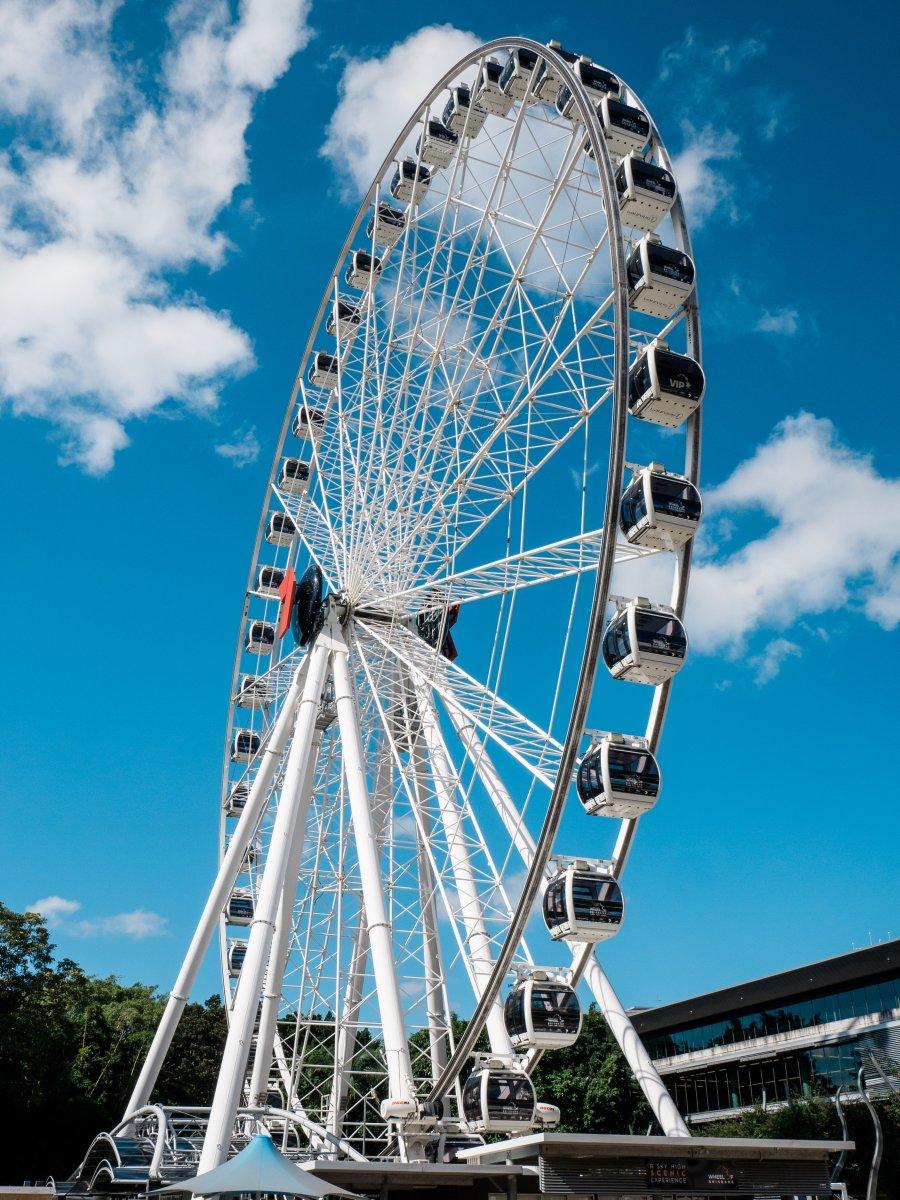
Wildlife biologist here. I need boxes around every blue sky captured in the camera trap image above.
[1,0,898,1013]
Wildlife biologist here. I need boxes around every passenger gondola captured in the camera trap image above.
[442,85,487,137]
[225,781,249,815]
[462,1064,536,1133]
[597,96,650,159]
[620,463,702,550]
[472,57,513,117]
[366,200,407,247]
[345,249,383,290]
[236,674,270,709]
[416,118,459,168]
[498,47,541,101]
[628,341,704,428]
[226,888,254,925]
[615,153,677,232]
[626,235,695,318]
[245,620,276,655]
[504,972,582,1049]
[266,510,297,547]
[602,597,688,684]
[255,565,285,598]
[326,299,361,340]
[425,1132,485,1164]
[576,733,661,819]
[534,1103,561,1129]
[542,861,624,942]
[307,351,339,390]
[556,59,620,120]
[278,457,311,496]
[390,159,431,205]
[228,940,247,977]
[292,405,326,442]
[533,40,578,105]
[231,730,261,763]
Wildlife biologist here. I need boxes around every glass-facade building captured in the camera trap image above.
[632,940,900,1121]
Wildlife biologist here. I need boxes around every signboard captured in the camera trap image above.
[647,1159,738,1191]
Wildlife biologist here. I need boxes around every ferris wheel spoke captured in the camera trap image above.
[273,486,342,589]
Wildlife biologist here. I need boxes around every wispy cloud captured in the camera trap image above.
[749,637,801,685]
[215,425,260,467]
[27,895,168,939]
[755,307,800,336]
[0,0,312,473]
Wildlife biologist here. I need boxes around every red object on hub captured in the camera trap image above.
[276,567,297,639]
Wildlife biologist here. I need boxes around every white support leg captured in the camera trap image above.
[331,630,416,1111]
[124,657,310,1118]
[248,726,325,1108]
[583,954,689,1137]
[199,636,331,1171]
[417,687,513,1059]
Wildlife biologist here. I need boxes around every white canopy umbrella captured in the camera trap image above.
[159,1133,362,1198]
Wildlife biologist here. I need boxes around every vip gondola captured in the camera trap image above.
[462,1063,536,1133]
[626,235,695,319]
[266,511,297,547]
[231,730,261,763]
[542,860,624,942]
[442,85,487,137]
[326,299,361,340]
[390,159,432,205]
[603,597,688,684]
[620,463,702,550]
[245,620,276,655]
[616,153,677,232]
[307,351,339,390]
[367,200,407,247]
[345,249,383,291]
[504,970,582,1049]
[278,457,311,497]
[225,889,254,926]
[292,405,326,442]
[628,340,704,428]
[577,733,661,819]
[416,118,459,168]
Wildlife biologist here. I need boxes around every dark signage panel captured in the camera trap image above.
[647,1159,738,1191]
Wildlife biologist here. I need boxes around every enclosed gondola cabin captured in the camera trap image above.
[245,620,276,655]
[616,153,677,233]
[236,674,270,709]
[472,58,513,117]
[602,597,688,685]
[598,97,650,159]
[462,1067,536,1133]
[425,1133,485,1164]
[416,118,458,168]
[533,40,578,105]
[620,464,702,550]
[626,235,695,319]
[442,85,487,137]
[366,201,407,247]
[498,47,541,101]
[228,941,247,977]
[543,862,624,942]
[225,782,248,815]
[266,511,297,547]
[326,299,361,340]
[307,351,339,391]
[292,405,325,443]
[576,735,660,819]
[278,457,310,496]
[390,159,431,205]
[231,730,261,764]
[628,341,704,428]
[557,59,620,120]
[504,977,582,1049]
[345,249,382,291]
[255,565,285,598]
[226,889,254,925]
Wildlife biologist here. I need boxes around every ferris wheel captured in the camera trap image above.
[124,35,703,1168]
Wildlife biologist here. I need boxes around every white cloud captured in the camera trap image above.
[749,637,801,685]
[755,307,799,336]
[28,895,81,926]
[321,25,481,194]
[0,0,312,472]
[671,123,739,227]
[26,895,168,938]
[216,426,261,467]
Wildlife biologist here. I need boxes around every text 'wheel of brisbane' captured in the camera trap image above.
[147,36,703,1168]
